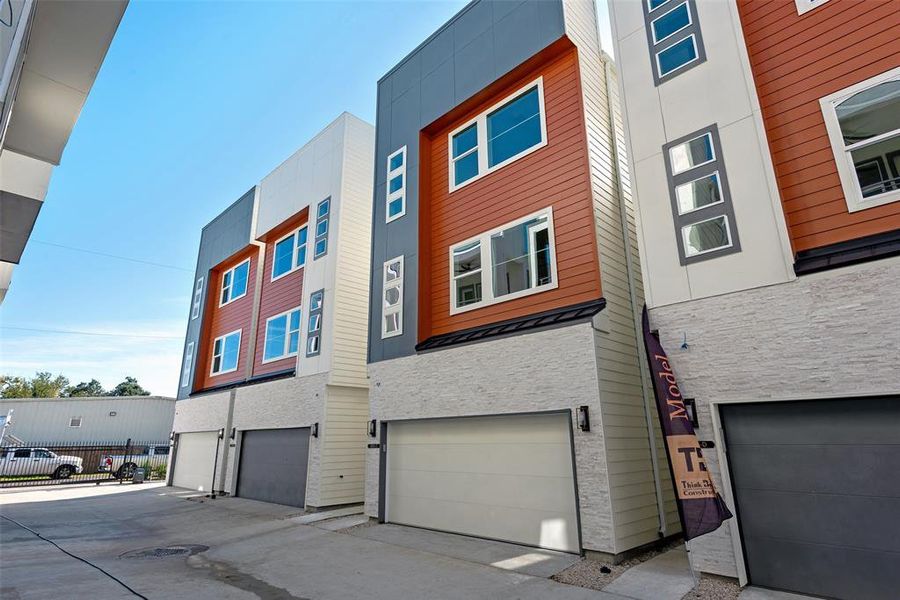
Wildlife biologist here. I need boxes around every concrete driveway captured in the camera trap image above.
[0,483,626,600]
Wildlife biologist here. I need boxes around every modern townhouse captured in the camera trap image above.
[365,0,683,559]
[171,113,375,511]
[609,0,899,598]
[0,0,127,303]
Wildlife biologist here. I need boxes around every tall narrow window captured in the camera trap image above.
[263,307,301,362]
[820,66,900,212]
[211,330,241,375]
[272,225,308,280]
[181,342,194,388]
[448,78,547,192]
[449,208,557,314]
[306,290,324,357]
[314,198,330,259]
[220,259,250,306]
[191,277,204,320]
[381,256,403,339]
[386,147,406,222]
[663,125,740,264]
[643,0,705,85]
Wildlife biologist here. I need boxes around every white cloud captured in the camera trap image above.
[0,320,185,397]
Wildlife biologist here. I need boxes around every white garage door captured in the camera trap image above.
[172,432,218,492]
[387,413,580,553]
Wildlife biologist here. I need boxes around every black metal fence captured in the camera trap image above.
[0,439,171,488]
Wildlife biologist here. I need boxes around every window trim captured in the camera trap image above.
[271,225,308,282]
[191,277,204,320]
[655,34,700,79]
[447,77,548,193]
[795,0,829,15]
[448,207,558,315]
[261,306,302,364]
[819,65,900,213]
[210,329,242,376]
[386,146,407,223]
[381,255,404,339]
[668,131,716,176]
[69,417,82,428]
[674,170,724,216]
[313,198,330,259]
[305,289,324,357]
[181,341,194,388]
[681,214,734,258]
[219,259,250,307]
[642,0,705,86]
[650,1,692,45]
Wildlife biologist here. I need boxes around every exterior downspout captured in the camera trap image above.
[603,59,668,537]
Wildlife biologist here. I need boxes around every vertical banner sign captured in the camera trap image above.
[642,306,732,540]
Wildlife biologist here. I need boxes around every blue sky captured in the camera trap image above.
[0,0,613,397]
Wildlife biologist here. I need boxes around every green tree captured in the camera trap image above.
[0,376,32,398]
[29,372,69,398]
[65,379,107,397]
[107,376,150,397]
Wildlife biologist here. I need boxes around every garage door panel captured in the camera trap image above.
[728,444,900,496]
[387,413,579,553]
[745,537,896,600]
[237,428,309,508]
[172,432,218,492]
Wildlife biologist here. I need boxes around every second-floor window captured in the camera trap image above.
[220,259,250,306]
[448,78,547,192]
[449,208,557,314]
[386,146,406,222]
[263,307,301,362]
[272,225,308,280]
[211,330,241,375]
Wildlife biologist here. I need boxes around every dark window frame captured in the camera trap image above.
[642,0,706,86]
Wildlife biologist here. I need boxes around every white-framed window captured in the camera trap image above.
[448,78,547,192]
[656,34,699,78]
[314,198,330,259]
[210,329,241,375]
[305,290,324,357]
[820,66,900,213]
[681,214,733,258]
[381,256,404,339]
[219,259,250,306]
[181,341,194,388]
[191,277,204,320]
[272,225,308,281]
[651,1,692,44]
[644,0,704,85]
[795,0,829,15]
[386,146,407,223]
[69,417,82,428]
[448,207,557,314]
[262,307,301,363]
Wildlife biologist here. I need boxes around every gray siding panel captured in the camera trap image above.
[368,0,567,363]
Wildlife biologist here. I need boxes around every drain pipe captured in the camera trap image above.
[603,58,668,537]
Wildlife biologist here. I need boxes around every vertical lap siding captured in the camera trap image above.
[199,249,257,390]
[737,0,900,252]
[422,48,601,338]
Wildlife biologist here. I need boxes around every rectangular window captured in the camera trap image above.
[314,198,330,259]
[381,256,403,338]
[643,0,705,85]
[191,277,204,320]
[449,208,557,314]
[181,342,194,388]
[795,0,829,15]
[211,330,241,375]
[663,125,740,264]
[448,78,547,192]
[272,225,308,280]
[386,146,407,222]
[820,66,900,213]
[305,290,324,357]
[69,417,82,428]
[263,307,301,362]
[220,259,250,306]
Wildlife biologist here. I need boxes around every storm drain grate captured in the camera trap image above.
[119,545,208,559]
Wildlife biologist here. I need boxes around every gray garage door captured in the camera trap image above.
[237,428,310,508]
[721,397,900,600]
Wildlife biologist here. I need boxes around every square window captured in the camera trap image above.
[669,132,714,175]
[454,151,479,186]
[384,313,400,335]
[486,87,542,168]
[389,152,404,171]
[657,35,698,77]
[314,238,327,257]
[452,125,478,158]
[388,198,404,218]
[682,216,732,257]
[309,313,321,332]
[317,199,330,219]
[389,174,403,194]
[316,219,328,237]
[310,292,324,311]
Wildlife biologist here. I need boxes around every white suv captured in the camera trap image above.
[0,447,84,479]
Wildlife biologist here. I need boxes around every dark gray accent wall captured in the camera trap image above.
[0,190,42,264]
[367,0,567,364]
[177,187,255,400]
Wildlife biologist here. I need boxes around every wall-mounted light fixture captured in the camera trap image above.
[368,419,377,438]
[684,398,699,428]
[109,411,117,417]
[217,428,225,439]
[312,422,319,438]
[169,430,175,443]
[230,427,236,440]
[577,406,590,432]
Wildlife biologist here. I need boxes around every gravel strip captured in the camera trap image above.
[551,538,683,591]
[681,573,741,600]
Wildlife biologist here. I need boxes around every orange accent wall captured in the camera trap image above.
[252,218,307,377]
[197,249,257,391]
[420,47,600,339]
[737,0,900,252]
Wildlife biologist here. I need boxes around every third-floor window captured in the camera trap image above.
[220,259,250,306]
[272,225,308,280]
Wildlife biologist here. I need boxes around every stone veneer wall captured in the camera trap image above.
[648,256,900,577]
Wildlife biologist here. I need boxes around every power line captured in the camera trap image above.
[1,326,182,340]
[32,240,193,273]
